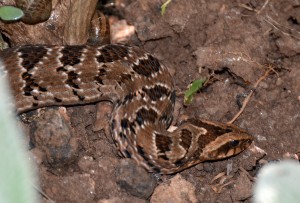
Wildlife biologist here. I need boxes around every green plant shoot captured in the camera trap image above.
[161,0,172,15]
[184,79,206,105]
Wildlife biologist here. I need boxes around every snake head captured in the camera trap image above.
[200,131,253,161]
[181,118,254,162]
[157,119,254,174]
[196,120,254,161]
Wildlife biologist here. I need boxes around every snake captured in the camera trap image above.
[0,0,253,174]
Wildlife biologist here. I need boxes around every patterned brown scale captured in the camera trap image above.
[0,42,253,174]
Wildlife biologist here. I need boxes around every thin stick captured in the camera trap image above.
[264,15,300,40]
[227,68,273,124]
[257,0,270,14]
[32,184,55,203]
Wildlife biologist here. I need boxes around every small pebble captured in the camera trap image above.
[115,159,157,199]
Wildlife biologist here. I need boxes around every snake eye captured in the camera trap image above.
[229,140,240,148]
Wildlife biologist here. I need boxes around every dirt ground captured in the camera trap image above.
[3,0,300,202]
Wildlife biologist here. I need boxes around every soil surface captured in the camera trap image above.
[3,0,300,202]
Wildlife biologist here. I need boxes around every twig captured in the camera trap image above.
[238,0,270,14]
[238,3,255,11]
[227,67,273,124]
[257,0,270,14]
[264,15,300,40]
[32,184,55,203]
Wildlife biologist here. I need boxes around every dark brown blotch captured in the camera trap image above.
[159,99,174,127]
[174,159,184,167]
[66,71,80,89]
[54,97,62,102]
[94,66,107,83]
[18,45,48,70]
[120,73,132,83]
[142,85,170,101]
[21,72,42,96]
[38,86,47,92]
[186,118,232,154]
[106,44,129,58]
[122,92,135,105]
[98,68,107,75]
[159,112,173,127]
[132,55,161,77]
[111,119,116,130]
[179,129,193,152]
[60,45,86,66]
[121,118,129,129]
[23,85,34,96]
[119,132,127,140]
[170,90,176,104]
[56,66,67,72]
[72,89,85,101]
[135,107,158,126]
[96,55,107,63]
[129,122,136,135]
[155,133,172,153]
[97,44,129,63]
[115,99,122,107]
[137,145,161,173]
[94,76,104,85]
[188,118,231,136]
[57,66,81,89]
[123,149,131,158]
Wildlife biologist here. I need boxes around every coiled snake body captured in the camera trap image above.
[0,1,253,174]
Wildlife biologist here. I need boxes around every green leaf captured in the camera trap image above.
[0,77,38,203]
[254,160,300,203]
[161,0,172,15]
[184,79,206,105]
[0,6,24,21]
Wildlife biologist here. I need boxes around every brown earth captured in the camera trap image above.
[2,0,300,202]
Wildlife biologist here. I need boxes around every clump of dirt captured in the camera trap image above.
[2,0,300,202]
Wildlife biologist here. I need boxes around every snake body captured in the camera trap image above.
[0,44,253,174]
[0,1,253,174]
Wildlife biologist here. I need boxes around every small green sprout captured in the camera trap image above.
[184,79,206,105]
[161,0,172,15]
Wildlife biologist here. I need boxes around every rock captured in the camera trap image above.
[115,159,157,199]
[98,196,147,203]
[231,169,252,201]
[30,108,79,166]
[150,174,197,203]
[42,173,95,203]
